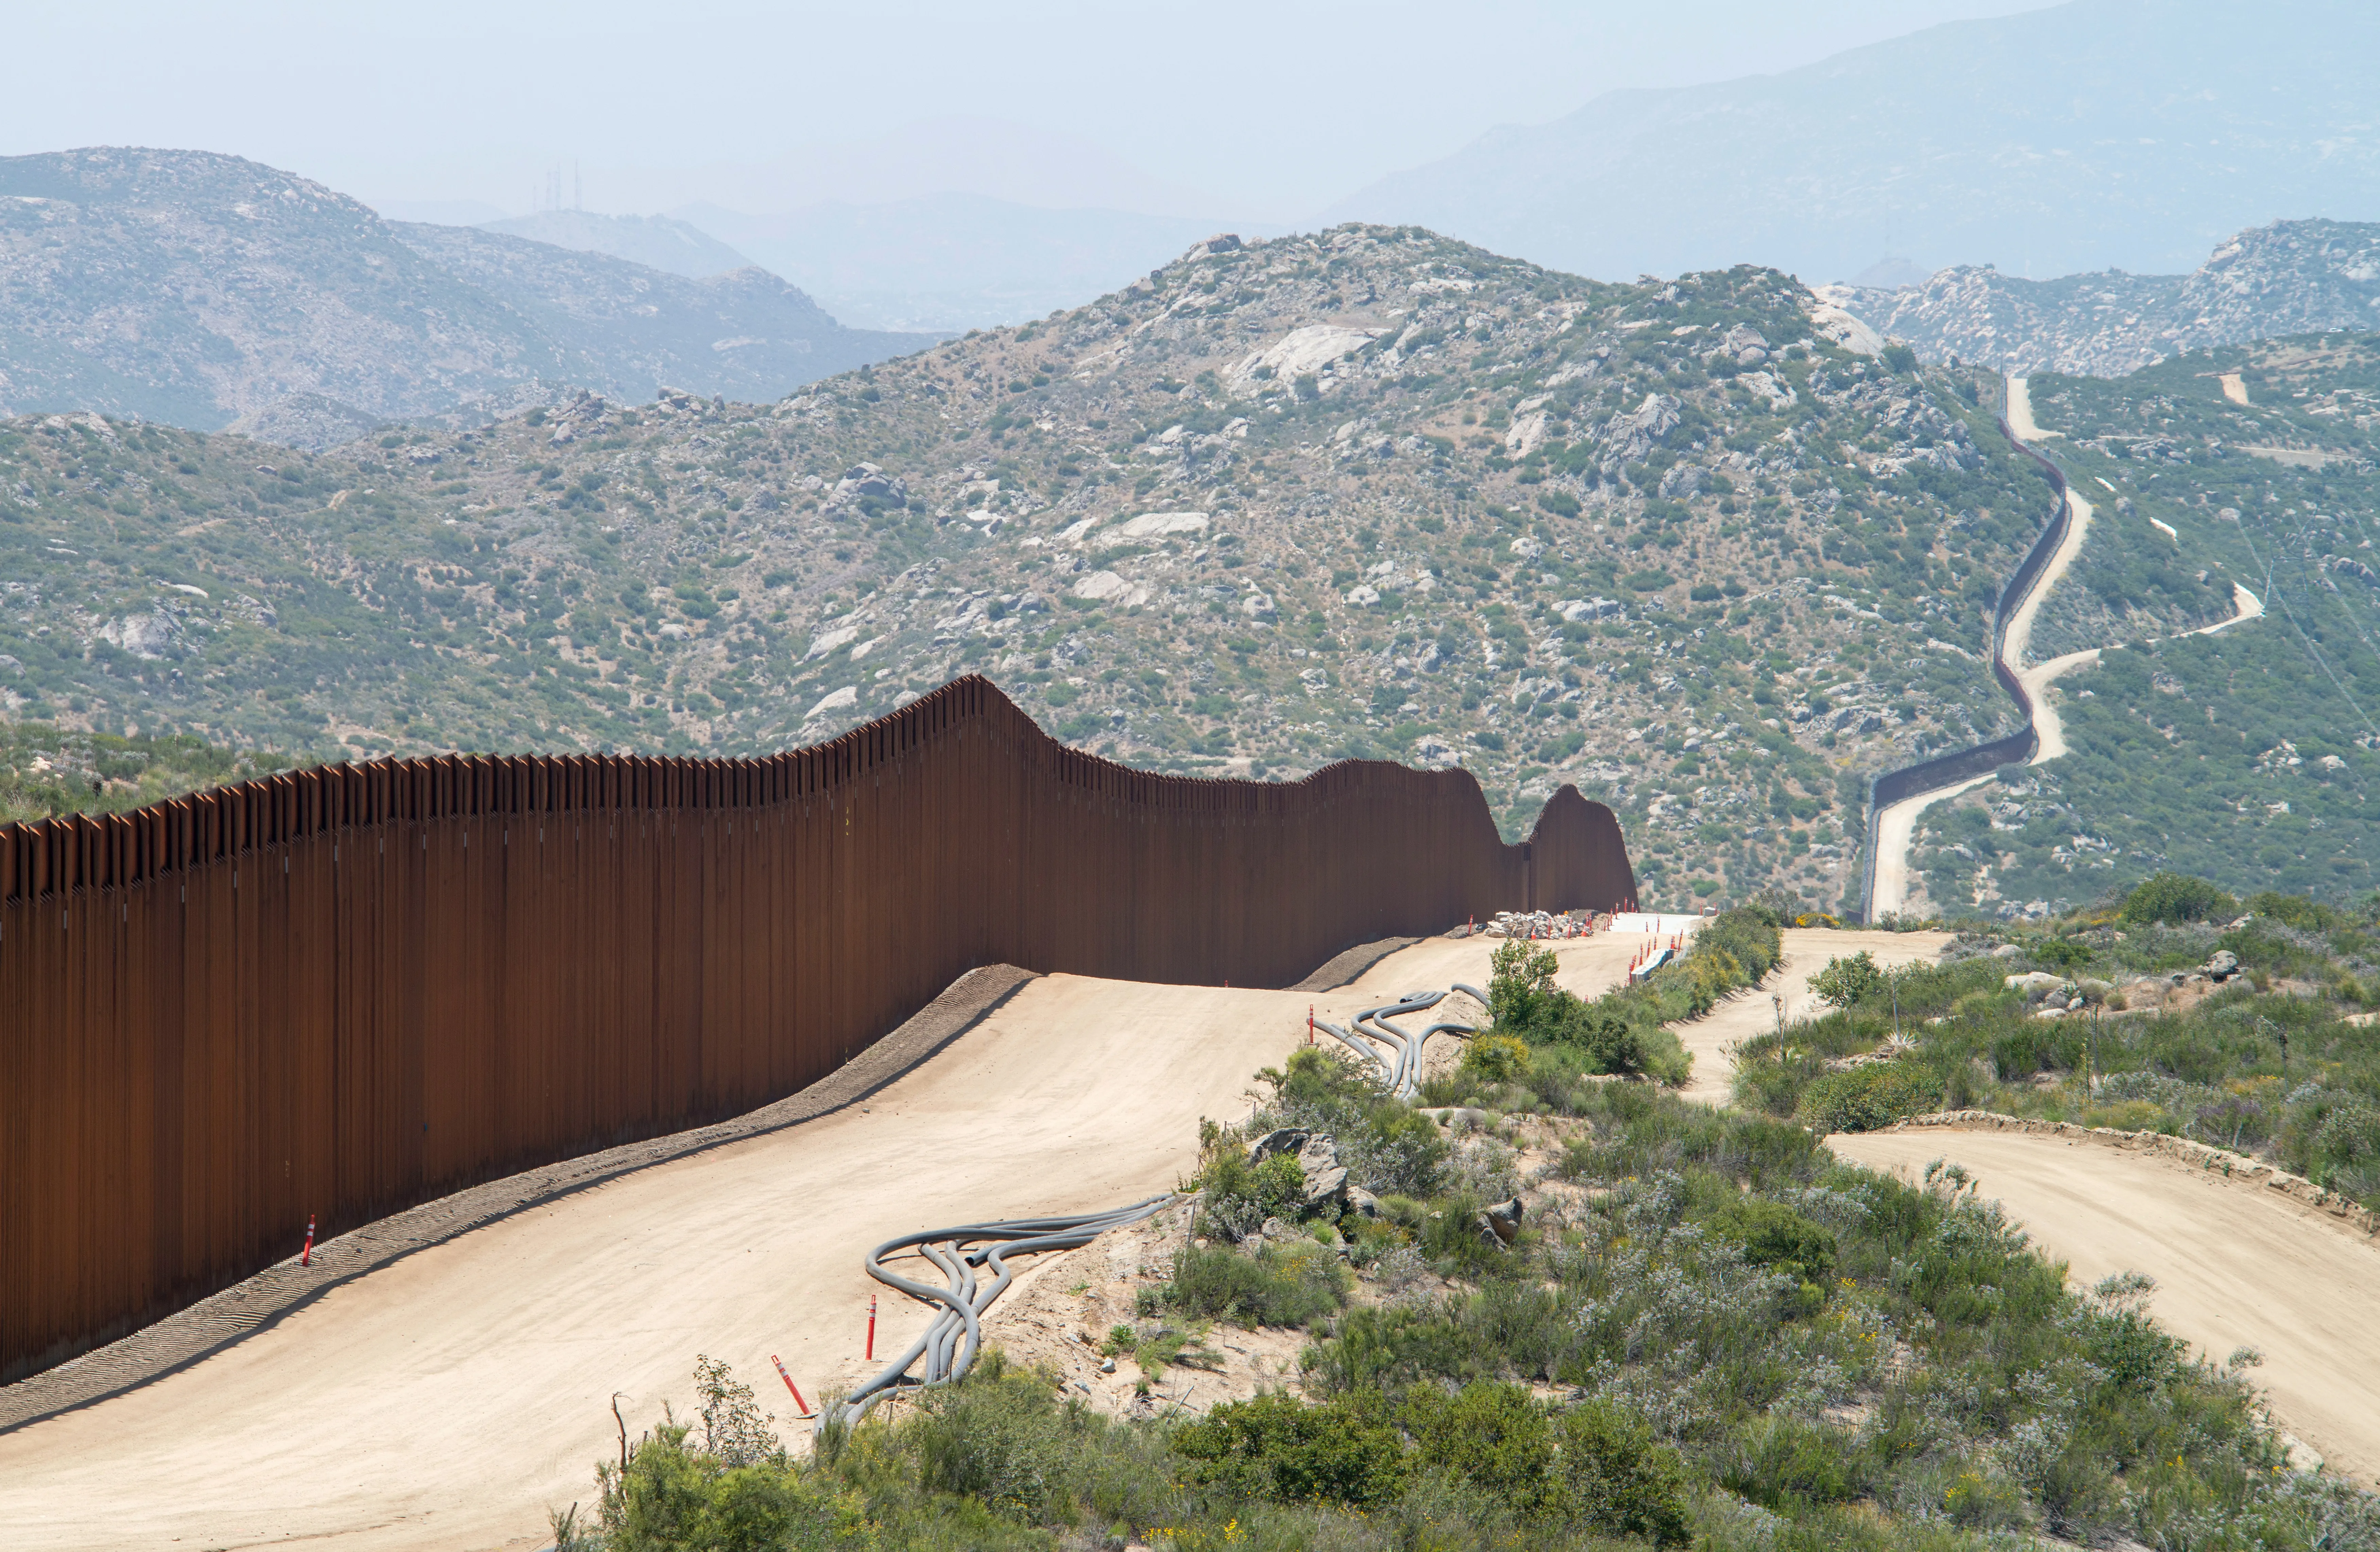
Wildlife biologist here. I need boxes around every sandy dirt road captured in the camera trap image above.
[1868,772,2000,922]
[1675,928,1952,1104]
[2004,374,2057,442]
[0,933,1636,1552]
[1833,1126,2380,1484]
[1870,379,2101,918]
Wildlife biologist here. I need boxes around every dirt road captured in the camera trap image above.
[1675,928,1951,1104]
[1833,1125,2380,1484]
[2005,374,2057,442]
[0,933,1635,1552]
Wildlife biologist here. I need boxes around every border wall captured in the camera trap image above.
[1857,411,2073,920]
[0,677,1634,1382]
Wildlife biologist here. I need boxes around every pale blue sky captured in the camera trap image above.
[6,1,2056,221]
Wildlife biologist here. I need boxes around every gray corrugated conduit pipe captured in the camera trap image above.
[1356,992,1434,1095]
[823,1195,1173,1433]
[1402,1022,1476,1096]
[1319,990,1482,1099]
[1365,992,1441,1095]
[1312,1017,1387,1077]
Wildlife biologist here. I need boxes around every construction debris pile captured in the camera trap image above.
[1479,910,1597,939]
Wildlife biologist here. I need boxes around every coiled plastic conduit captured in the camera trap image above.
[821,1194,1174,1431]
[1314,985,1489,1099]
[823,983,1499,1430]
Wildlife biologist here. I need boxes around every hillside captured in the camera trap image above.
[473,210,754,278]
[0,224,2077,916]
[0,148,924,449]
[1832,220,2380,377]
[1331,0,2380,287]
[1900,333,2380,918]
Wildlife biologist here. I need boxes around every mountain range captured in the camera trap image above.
[0,149,926,451]
[475,210,756,280]
[0,222,2076,915]
[1331,0,2380,286]
[1827,219,2380,376]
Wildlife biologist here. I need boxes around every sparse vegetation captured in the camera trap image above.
[562,1062,2378,1548]
[1733,883,2380,1212]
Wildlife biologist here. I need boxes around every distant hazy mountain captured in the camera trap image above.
[388,222,932,406]
[1330,0,2380,286]
[370,197,511,226]
[1829,219,2380,375]
[477,210,754,280]
[0,148,928,447]
[678,193,1247,332]
[601,116,1236,224]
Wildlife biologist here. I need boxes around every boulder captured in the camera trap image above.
[1991,943,2024,960]
[1345,1186,1383,1221]
[1244,1129,1349,1212]
[2004,971,2066,1001]
[1477,1197,1525,1248]
[2206,950,2242,980]
[1247,1128,1308,1164]
[1296,1134,1349,1207]
[834,463,906,502]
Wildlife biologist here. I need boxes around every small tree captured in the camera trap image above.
[2119,872,2237,926]
[1486,938,1560,1035]
[1809,950,1886,1010]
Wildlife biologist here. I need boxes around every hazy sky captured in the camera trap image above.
[7,0,2059,221]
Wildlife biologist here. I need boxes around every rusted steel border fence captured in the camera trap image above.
[0,677,1633,1383]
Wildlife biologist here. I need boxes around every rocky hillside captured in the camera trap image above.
[0,225,2078,915]
[1833,220,2380,377]
[0,148,923,449]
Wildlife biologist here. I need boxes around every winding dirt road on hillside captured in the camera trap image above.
[1676,919,2380,1485]
[1867,378,2093,917]
[1869,378,2263,917]
[0,934,1636,1552]
[1834,1124,2380,1484]
[1673,928,1952,1104]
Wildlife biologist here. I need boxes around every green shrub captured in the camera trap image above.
[1723,1415,1863,1510]
[1402,1381,1560,1518]
[1704,1199,1837,1282]
[2247,890,2344,932]
[1157,1239,1349,1327]
[1254,1047,1449,1195]
[593,1424,868,1552]
[1555,1401,1695,1546]
[1461,1033,1532,1082]
[904,1351,1075,1521]
[1811,950,1886,1009]
[2121,872,2239,926]
[1799,1061,1938,1132]
[2307,1096,2380,1197]
[1197,1148,1307,1239]
[1171,1391,1406,1507]
[1485,938,1562,1032]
